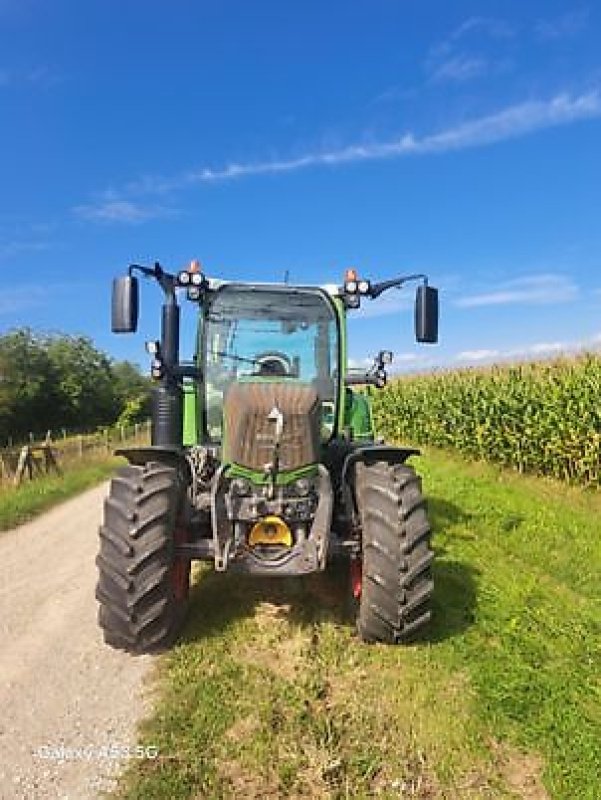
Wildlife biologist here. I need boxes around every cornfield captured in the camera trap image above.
[372,352,601,487]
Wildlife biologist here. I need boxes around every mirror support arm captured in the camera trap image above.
[369,273,428,299]
[129,262,177,303]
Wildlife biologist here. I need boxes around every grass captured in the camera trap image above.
[112,448,601,800]
[0,455,123,530]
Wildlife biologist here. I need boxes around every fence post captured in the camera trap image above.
[78,434,84,459]
[14,445,32,486]
[105,428,110,453]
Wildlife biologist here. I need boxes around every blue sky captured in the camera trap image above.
[1,0,600,372]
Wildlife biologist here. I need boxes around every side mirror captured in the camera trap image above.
[112,276,139,333]
[415,285,438,344]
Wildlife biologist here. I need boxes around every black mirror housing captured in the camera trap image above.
[415,285,438,344]
[112,276,139,333]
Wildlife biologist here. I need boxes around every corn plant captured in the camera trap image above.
[372,353,601,487]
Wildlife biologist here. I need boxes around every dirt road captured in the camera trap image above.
[0,483,152,800]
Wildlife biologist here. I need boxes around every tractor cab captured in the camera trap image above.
[201,284,340,443]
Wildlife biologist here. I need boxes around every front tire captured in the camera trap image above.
[95,462,190,654]
[354,461,434,643]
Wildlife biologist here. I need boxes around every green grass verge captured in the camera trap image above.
[0,457,122,531]
[112,448,600,800]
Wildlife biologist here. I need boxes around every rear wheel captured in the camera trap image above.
[95,462,190,654]
[353,461,433,643]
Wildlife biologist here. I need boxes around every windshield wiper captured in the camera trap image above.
[214,351,262,367]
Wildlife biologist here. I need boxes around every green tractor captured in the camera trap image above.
[96,262,439,652]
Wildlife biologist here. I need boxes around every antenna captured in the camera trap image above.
[283,269,290,284]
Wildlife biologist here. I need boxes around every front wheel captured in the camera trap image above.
[95,462,190,654]
[353,461,434,643]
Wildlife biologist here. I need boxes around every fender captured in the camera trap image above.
[115,445,190,474]
[340,444,420,514]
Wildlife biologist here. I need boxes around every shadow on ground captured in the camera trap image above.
[427,495,479,643]
[179,494,479,647]
[180,565,352,646]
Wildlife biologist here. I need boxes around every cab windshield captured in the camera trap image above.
[203,286,339,441]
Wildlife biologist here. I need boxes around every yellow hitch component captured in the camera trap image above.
[248,516,293,547]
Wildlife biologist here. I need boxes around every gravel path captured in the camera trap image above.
[0,484,153,800]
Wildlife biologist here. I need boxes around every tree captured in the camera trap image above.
[111,360,152,417]
[0,329,152,442]
[45,334,120,430]
[0,329,59,442]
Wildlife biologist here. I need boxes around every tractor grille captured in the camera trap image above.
[223,382,320,471]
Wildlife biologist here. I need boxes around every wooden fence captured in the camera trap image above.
[0,420,151,486]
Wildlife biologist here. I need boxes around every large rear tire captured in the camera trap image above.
[95,462,190,654]
[354,461,433,643]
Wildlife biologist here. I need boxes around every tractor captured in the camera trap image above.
[96,262,439,652]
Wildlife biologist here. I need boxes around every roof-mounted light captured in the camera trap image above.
[358,279,371,295]
[177,270,191,286]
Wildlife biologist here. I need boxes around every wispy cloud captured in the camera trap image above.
[0,285,48,315]
[449,17,515,42]
[527,341,566,355]
[0,64,61,89]
[535,9,589,41]
[456,274,578,308]
[349,352,431,373]
[73,198,177,224]
[348,357,374,370]
[159,90,601,188]
[0,240,52,259]
[353,290,413,320]
[0,282,102,316]
[429,55,488,84]
[455,349,501,362]
[78,87,601,221]
[425,16,515,85]
[0,220,57,260]
[453,335,600,366]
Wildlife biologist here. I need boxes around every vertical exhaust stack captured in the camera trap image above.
[152,292,183,449]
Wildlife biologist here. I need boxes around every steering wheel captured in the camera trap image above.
[254,351,291,377]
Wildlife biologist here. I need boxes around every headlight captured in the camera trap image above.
[344,280,358,294]
[294,477,311,496]
[358,279,371,294]
[178,270,191,285]
[231,478,250,496]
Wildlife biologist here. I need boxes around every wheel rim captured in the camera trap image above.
[350,557,362,599]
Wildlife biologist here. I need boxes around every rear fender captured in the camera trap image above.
[340,445,420,515]
[115,446,191,480]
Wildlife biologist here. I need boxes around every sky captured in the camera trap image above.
[1,0,600,373]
